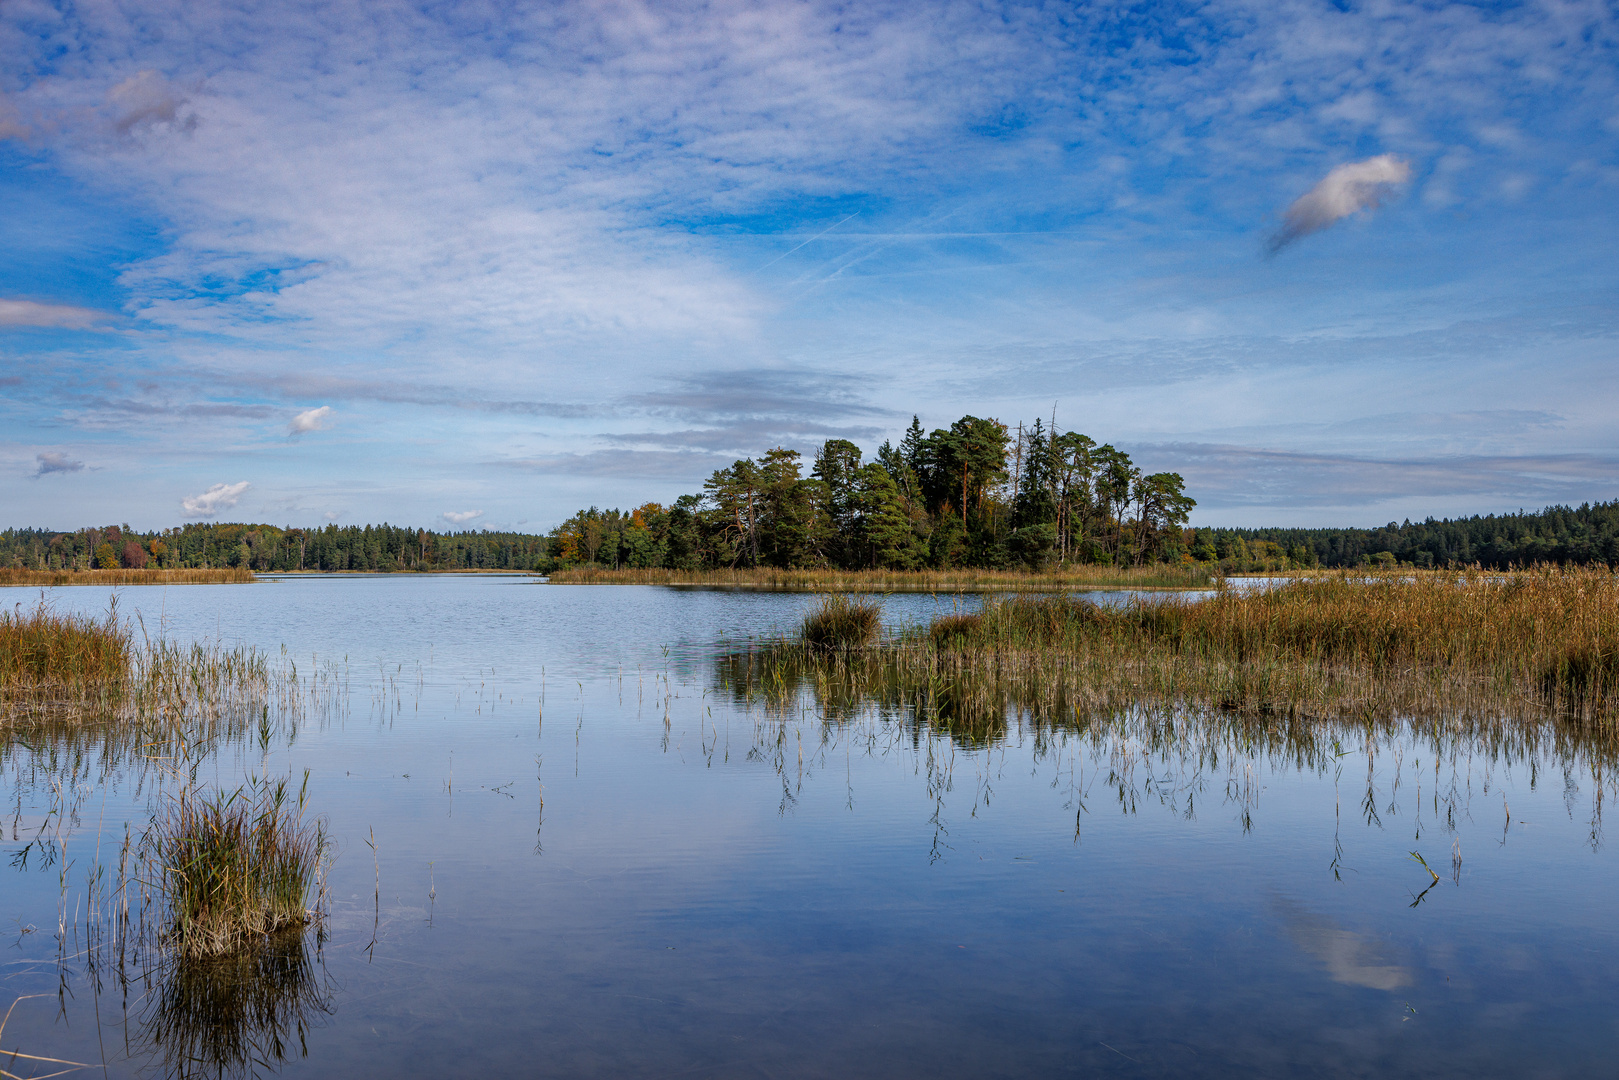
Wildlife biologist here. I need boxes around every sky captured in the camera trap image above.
[1,0,1616,532]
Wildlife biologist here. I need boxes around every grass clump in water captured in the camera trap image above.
[149,772,329,959]
[929,613,983,649]
[798,596,882,651]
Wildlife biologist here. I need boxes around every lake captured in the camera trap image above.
[3,575,1617,1078]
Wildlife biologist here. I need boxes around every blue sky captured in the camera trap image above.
[2,0,1616,531]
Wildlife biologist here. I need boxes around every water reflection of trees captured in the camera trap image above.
[711,650,1619,856]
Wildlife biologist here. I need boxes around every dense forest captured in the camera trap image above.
[1208,500,1619,570]
[0,521,548,574]
[4,413,1618,573]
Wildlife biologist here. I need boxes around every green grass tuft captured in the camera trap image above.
[798,595,883,651]
[148,773,329,959]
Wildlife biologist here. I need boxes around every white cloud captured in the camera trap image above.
[107,70,195,136]
[1269,154,1413,253]
[441,510,483,525]
[0,92,25,141]
[0,299,108,329]
[289,405,334,435]
[181,480,250,518]
[34,451,85,476]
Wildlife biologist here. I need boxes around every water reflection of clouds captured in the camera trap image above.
[1276,899,1411,992]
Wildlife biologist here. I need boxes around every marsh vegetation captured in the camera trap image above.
[149,772,329,959]
[0,567,257,587]
[739,569,1619,730]
[2,596,334,1078]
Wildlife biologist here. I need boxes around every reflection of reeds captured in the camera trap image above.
[0,568,255,587]
[714,664,1619,857]
[798,595,882,651]
[548,564,1213,589]
[147,773,329,960]
[137,930,333,1080]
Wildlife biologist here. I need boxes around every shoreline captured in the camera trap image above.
[544,566,1217,591]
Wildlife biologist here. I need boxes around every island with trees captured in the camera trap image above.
[3,412,1617,578]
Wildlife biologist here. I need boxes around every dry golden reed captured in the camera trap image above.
[735,567,1619,731]
[2,601,294,740]
[0,567,256,586]
[0,601,131,715]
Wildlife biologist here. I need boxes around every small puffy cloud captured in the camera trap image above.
[107,70,196,136]
[182,480,250,518]
[1268,154,1412,253]
[35,451,85,476]
[289,405,334,435]
[441,510,483,525]
[0,298,108,329]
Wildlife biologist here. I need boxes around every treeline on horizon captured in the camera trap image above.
[5,415,1196,574]
[3,423,1618,574]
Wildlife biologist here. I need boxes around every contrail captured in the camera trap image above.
[757,212,861,270]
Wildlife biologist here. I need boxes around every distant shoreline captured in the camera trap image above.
[0,568,558,585]
[544,565,1215,591]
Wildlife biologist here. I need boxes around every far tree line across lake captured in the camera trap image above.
[6,415,1619,574]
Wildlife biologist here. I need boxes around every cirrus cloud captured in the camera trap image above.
[181,480,250,518]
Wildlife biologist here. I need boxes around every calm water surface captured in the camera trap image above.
[2,576,1616,1078]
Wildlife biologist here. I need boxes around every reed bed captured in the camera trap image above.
[547,563,1213,590]
[147,773,329,959]
[0,567,256,586]
[740,567,1619,733]
[0,602,131,716]
[1,600,295,738]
